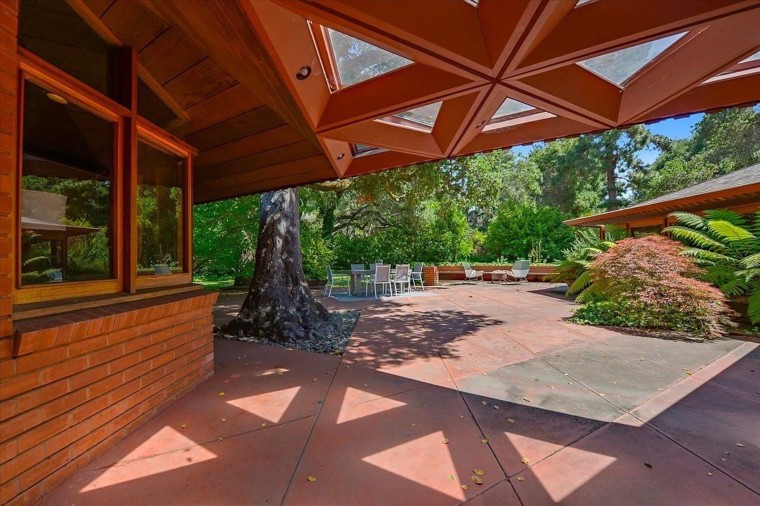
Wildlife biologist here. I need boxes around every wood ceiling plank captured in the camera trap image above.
[100,0,168,52]
[79,0,115,18]
[138,27,205,85]
[163,57,237,110]
[194,124,301,168]
[195,140,323,183]
[322,120,443,158]
[184,84,263,134]
[196,154,331,193]
[185,105,286,152]
[148,0,322,151]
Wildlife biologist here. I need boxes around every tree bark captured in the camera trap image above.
[222,187,334,342]
[605,155,618,211]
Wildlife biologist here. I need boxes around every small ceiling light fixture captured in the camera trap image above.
[45,92,68,105]
[337,153,345,160]
[296,65,312,80]
[476,120,486,128]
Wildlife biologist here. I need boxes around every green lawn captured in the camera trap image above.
[193,277,235,290]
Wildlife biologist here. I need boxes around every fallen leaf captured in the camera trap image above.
[481,401,488,406]
[221,418,227,422]
[461,484,469,490]
[411,423,417,427]
[493,405,500,410]
[644,463,652,469]
[736,443,745,447]
[449,474,455,480]
[312,378,317,382]
[364,384,369,387]
[523,397,531,403]
[473,469,486,476]
[307,475,317,482]
[521,457,530,465]
[706,471,713,476]
[720,458,727,462]
[218,436,223,441]
[516,476,525,482]
[481,438,489,444]
[180,423,188,429]
[218,392,225,397]
[507,418,516,423]
[470,475,484,485]
[443,438,450,444]
[261,423,267,427]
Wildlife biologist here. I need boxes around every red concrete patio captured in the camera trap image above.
[39,284,759,505]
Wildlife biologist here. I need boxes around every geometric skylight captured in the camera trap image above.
[327,28,413,87]
[578,32,686,86]
[740,50,760,64]
[575,0,594,7]
[491,98,535,121]
[393,101,442,128]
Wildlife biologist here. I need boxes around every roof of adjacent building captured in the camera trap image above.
[564,162,760,227]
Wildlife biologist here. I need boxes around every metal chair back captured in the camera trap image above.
[375,264,391,283]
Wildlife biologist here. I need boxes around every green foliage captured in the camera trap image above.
[483,202,574,262]
[572,235,735,337]
[193,195,259,279]
[665,210,760,325]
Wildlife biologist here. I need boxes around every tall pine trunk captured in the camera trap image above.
[223,187,334,342]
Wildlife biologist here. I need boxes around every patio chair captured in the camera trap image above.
[393,264,411,295]
[324,266,336,296]
[368,264,393,298]
[351,263,367,295]
[410,262,424,291]
[506,260,531,283]
[461,261,484,283]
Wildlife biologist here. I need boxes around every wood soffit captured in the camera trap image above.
[74,0,760,201]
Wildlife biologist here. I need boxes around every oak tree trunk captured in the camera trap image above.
[222,187,334,342]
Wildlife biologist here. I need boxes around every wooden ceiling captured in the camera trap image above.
[71,0,760,202]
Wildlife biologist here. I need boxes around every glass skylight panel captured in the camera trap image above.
[327,28,412,87]
[740,50,760,64]
[575,0,594,7]
[578,32,685,86]
[491,98,535,121]
[394,101,442,128]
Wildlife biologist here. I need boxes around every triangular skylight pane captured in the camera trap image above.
[327,28,412,87]
[394,101,442,128]
[578,32,685,86]
[741,50,760,64]
[492,98,535,121]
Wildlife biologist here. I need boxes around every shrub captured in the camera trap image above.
[484,202,574,262]
[573,235,735,337]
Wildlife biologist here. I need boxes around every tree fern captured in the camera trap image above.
[665,226,726,251]
[703,209,747,227]
[748,285,760,325]
[708,220,754,242]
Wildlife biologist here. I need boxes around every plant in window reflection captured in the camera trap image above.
[137,184,183,272]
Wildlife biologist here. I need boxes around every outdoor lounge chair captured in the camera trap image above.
[506,260,531,283]
[324,266,337,296]
[410,262,424,291]
[461,262,484,283]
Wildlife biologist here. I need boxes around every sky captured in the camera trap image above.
[509,112,704,163]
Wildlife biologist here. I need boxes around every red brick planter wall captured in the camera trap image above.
[0,291,217,506]
[422,266,439,287]
[435,265,558,282]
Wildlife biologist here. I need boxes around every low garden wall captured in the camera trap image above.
[432,264,558,284]
[0,290,217,505]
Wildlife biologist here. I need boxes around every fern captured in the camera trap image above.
[665,226,726,251]
[669,212,707,231]
[748,285,760,325]
[567,270,592,295]
[708,220,754,242]
[703,209,747,227]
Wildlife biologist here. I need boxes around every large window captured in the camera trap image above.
[20,80,116,286]
[14,3,195,305]
[137,141,186,277]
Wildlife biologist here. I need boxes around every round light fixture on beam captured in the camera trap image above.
[296,66,312,80]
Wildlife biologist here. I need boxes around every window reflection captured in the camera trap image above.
[137,142,185,276]
[21,81,115,285]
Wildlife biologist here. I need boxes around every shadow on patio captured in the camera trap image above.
[38,286,760,505]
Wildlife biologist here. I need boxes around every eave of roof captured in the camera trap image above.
[564,163,760,227]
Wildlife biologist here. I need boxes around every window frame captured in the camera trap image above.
[15,50,126,305]
[13,47,196,305]
[133,119,194,290]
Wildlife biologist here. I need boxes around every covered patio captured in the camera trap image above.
[38,284,759,505]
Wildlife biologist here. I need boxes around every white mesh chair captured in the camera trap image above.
[370,264,393,298]
[506,260,531,283]
[462,261,484,283]
[393,264,411,296]
[410,263,424,291]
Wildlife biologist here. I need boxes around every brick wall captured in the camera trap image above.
[0,0,18,339]
[0,290,217,505]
